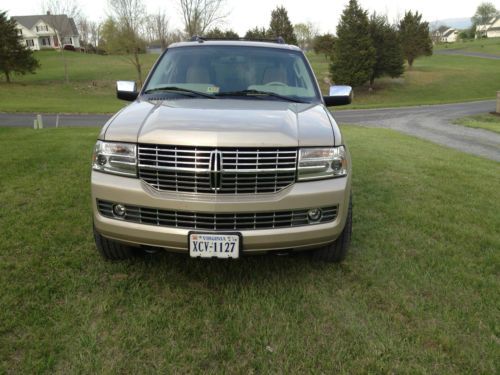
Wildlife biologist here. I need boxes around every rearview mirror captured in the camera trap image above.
[116,81,138,101]
[323,85,353,107]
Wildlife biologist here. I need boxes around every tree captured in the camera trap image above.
[269,6,297,45]
[41,0,81,83]
[204,27,239,39]
[294,22,318,50]
[0,11,40,82]
[330,0,375,87]
[398,11,432,68]
[146,10,169,50]
[106,0,147,86]
[312,33,336,59]
[179,0,227,36]
[368,14,404,88]
[472,2,499,37]
[77,18,90,48]
[244,27,271,40]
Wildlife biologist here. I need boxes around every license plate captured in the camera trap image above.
[189,233,240,259]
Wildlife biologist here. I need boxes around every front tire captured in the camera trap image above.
[93,225,134,260]
[312,197,352,263]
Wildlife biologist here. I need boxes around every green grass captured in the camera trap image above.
[0,51,159,113]
[307,52,500,109]
[453,113,500,134]
[434,37,500,56]
[0,126,499,373]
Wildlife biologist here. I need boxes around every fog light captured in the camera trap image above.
[308,208,322,222]
[331,158,343,172]
[97,154,107,166]
[113,204,126,217]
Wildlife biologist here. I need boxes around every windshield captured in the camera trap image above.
[144,45,319,102]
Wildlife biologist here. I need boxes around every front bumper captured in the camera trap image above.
[92,171,351,254]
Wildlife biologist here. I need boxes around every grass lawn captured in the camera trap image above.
[0,49,499,113]
[453,113,500,134]
[434,37,500,56]
[307,52,500,109]
[0,126,498,373]
[0,51,159,113]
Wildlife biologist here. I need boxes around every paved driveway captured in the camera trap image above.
[1,100,499,161]
[434,49,500,60]
[333,100,500,161]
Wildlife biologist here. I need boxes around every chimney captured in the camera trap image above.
[46,11,51,15]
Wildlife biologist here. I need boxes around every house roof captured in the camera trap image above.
[443,29,456,37]
[13,14,78,36]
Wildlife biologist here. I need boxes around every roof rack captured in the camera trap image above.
[190,35,286,44]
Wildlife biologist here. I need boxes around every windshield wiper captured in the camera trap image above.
[216,89,307,103]
[144,86,215,99]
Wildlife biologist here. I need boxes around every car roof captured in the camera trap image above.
[168,40,302,51]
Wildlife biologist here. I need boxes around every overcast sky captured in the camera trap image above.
[3,0,500,34]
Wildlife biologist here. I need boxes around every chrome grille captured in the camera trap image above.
[97,200,338,231]
[137,145,297,194]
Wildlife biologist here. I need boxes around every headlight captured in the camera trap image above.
[92,141,137,177]
[297,146,347,181]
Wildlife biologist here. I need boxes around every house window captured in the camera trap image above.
[36,25,49,32]
[17,29,23,36]
[26,40,35,47]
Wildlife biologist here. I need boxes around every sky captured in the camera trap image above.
[2,0,500,35]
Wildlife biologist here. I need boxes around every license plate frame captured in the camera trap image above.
[188,232,241,259]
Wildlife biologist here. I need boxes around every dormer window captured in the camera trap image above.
[36,25,49,32]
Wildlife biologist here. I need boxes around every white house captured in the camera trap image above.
[441,28,458,43]
[476,17,500,38]
[12,13,80,51]
[432,26,459,43]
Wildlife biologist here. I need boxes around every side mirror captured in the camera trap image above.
[116,81,138,101]
[323,85,353,107]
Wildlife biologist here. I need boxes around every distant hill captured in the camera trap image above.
[430,17,472,31]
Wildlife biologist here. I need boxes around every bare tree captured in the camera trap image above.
[77,18,90,47]
[89,21,101,48]
[146,10,169,50]
[294,21,318,50]
[179,0,228,36]
[41,0,81,82]
[107,0,146,86]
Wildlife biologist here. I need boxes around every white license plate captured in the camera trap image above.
[189,233,240,259]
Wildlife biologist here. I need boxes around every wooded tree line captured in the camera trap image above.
[1,0,493,86]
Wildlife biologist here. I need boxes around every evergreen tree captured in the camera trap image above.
[269,6,297,45]
[330,0,375,87]
[205,27,239,39]
[0,11,40,83]
[398,11,432,68]
[368,14,404,88]
[244,27,271,40]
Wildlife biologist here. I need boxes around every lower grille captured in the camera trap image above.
[97,200,338,231]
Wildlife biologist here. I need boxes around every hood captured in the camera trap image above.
[103,99,335,147]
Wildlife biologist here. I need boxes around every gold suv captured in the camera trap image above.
[92,38,353,262]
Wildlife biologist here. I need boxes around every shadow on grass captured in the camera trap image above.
[111,246,349,290]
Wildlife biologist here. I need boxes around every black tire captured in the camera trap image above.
[312,197,352,263]
[93,225,134,260]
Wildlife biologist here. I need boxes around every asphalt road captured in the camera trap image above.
[1,100,499,161]
[434,49,500,60]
